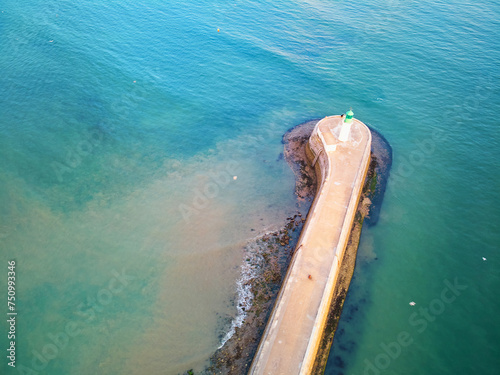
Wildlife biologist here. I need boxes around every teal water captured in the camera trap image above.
[0,0,498,374]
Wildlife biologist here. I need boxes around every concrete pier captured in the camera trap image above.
[249,115,371,375]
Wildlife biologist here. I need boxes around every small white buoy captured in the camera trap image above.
[133,80,136,83]
[409,301,416,306]
[233,176,237,180]
[482,257,487,261]
[49,40,53,43]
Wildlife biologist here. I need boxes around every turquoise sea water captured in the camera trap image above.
[0,0,498,374]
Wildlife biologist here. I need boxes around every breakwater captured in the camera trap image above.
[249,115,371,374]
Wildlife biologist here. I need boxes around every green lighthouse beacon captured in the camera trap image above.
[339,109,354,142]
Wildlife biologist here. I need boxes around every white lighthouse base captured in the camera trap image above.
[338,121,352,142]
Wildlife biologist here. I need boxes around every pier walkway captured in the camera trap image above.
[249,115,371,374]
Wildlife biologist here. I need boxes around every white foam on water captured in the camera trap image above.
[218,229,277,349]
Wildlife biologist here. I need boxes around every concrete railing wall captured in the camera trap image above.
[249,116,371,375]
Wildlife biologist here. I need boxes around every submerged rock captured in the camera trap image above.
[206,119,391,375]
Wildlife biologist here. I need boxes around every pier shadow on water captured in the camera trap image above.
[364,125,393,227]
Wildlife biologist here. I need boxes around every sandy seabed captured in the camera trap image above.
[203,119,391,375]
